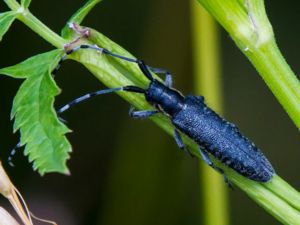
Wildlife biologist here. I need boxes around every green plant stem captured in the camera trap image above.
[3,0,19,10]
[244,40,300,129]
[69,28,300,225]
[18,11,66,48]
[4,1,300,224]
[4,0,66,48]
[190,2,229,225]
[196,0,300,129]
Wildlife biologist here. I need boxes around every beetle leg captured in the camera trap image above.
[174,129,194,157]
[164,73,173,88]
[147,66,173,88]
[174,129,185,149]
[199,148,233,189]
[129,106,159,119]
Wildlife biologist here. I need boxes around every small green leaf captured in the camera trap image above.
[0,50,72,175]
[0,11,17,42]
[61,0,102,39]
[21,0,31,9]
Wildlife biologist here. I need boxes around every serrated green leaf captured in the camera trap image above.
[0,11,17,42]
[21,0,31,8]
[0,50,72,175]
[61,0,102,39]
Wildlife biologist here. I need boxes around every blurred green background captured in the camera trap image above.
[0,0,299,224]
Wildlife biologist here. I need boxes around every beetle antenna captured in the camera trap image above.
[52,44,154,81]
[57,85,145,114]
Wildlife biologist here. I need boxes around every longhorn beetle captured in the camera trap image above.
[9,44,275,184]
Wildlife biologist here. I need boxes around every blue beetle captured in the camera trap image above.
[9,44,275,185]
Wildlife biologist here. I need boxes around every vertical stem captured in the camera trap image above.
[195,0,300,129]
[244,40,300,129]
[190,2,229,225]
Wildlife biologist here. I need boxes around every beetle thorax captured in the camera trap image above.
[145,80,185,116]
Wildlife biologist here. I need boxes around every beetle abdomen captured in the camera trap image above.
[172,95,275,182]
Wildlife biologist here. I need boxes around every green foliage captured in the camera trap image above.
[0,0,102,175]
[21,0,31,8]
[0,50,71,175]
[61,0,102,39]
[0,11,17,41]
